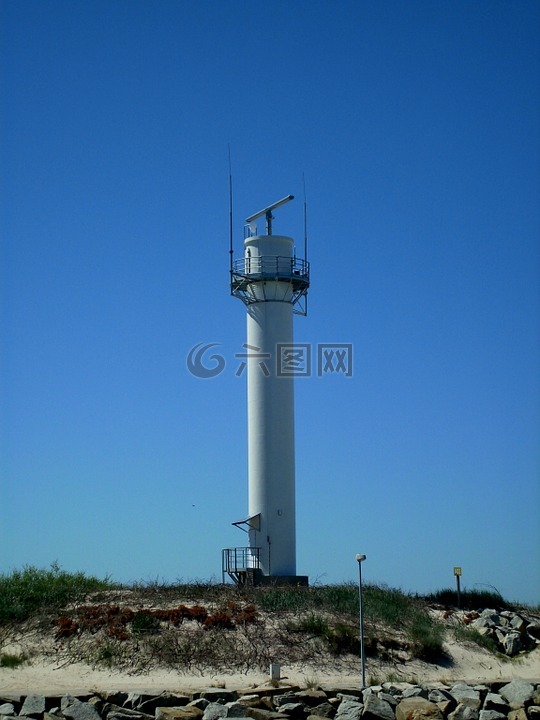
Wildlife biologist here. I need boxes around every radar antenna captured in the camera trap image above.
[245,194,294,235]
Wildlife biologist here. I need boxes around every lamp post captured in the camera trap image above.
[355,553,367,689]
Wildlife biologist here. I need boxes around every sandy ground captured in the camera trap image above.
[1,642,539,696]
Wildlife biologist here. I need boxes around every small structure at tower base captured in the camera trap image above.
[221,547,308,586]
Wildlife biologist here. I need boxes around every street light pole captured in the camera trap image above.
[355,553,367,689]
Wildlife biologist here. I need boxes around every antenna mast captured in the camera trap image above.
[228,146,233,277]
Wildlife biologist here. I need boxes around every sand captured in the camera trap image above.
[1,641,539,695]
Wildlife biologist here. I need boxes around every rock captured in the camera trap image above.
[502,632,522,656]
[0,705,15,716]
[428,690,456,715]
[499,682,535,709]
[448,704,479,720]
[139,696,190,714]
[227,703,256,719]
[483,695,509,713]
[395,698,442,720]
[510,616,527,634]
[190,702,211,712]
[508,710,528,720]
[478,712,506,720]
[156,708,204,720]
[278,704,308,720]
[527,708,540,720]
[310,703,335,718]
[202,692,239,705]
[295,693,329,708]
[245,709,289,720]
[450,686,482,711]
[20,696,47,718]
[378,695,398,710]
[203,704,229,720]
[63,700,102,720]
[335,701,363,720]
[362,695,395,720]
[403,691,428,701]
[275,698,303,709]
[527,622,540,641]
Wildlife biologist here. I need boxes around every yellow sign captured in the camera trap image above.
[454,567,462,576]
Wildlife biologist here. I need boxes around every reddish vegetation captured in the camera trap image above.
[54,601,257,641]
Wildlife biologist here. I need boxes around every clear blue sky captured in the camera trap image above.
[1,0,539,605]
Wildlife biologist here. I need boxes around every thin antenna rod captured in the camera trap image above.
[303,173,308,317]
[302,173,308,262]
[228,145,233,276]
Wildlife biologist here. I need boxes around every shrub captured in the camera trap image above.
[203,611,235,630]
[0,563,113,625]
[132,610,161,634]
[0,652,27,668]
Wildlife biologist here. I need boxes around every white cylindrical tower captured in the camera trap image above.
[227,196,309,583]
[246,234,296,576]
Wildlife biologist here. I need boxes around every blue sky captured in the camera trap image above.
[1,0,539,605]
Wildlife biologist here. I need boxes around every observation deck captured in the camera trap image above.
[230,255,310,313]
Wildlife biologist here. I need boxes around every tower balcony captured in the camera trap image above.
[231,256,310,312]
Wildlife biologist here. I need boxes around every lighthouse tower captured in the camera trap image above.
[223,195,310,585]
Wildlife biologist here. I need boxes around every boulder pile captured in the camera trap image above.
[1,680,539,720]
[464,610,540,657]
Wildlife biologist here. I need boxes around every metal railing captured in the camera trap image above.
[232,256,309,281]
[221,547,261,584]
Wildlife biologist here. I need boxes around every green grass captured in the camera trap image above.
[0,562,114,625]
[427,587,510,610]
[0,652,27,668]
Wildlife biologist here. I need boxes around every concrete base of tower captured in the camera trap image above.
[252,571,309,587]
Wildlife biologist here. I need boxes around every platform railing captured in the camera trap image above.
[221,547,261,584]
[232,256,309,281]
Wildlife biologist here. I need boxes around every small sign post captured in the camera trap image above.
[454,566,462,608]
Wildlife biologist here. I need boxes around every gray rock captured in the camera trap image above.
[203,703,228,720]
[335,701,363,720]
[63,701,102,720]
[310,703,335,718]
[483,695,508,713]
[227,704,255,719]
[202,692,239,705]
[275,698,304,709]
[139,695,190,714]
[295,693,329,708]
[478,712,506,720]
[402,690,429,701]
[377,695,398,710]
[450,686,481,711]
[499,682,535,708]
[244,710,289,720]
[362,695,395,720]
[448,704,479,720]
[278,704,307,720]
[395,698,442,720]
[527,621,540,640]
[0,705,15,716]
[502,632,522,655]
[20,696,46,718]
[510,615,527,634]
[428,691,454,706]
[191,701,210,711]
[156,708,204,720]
